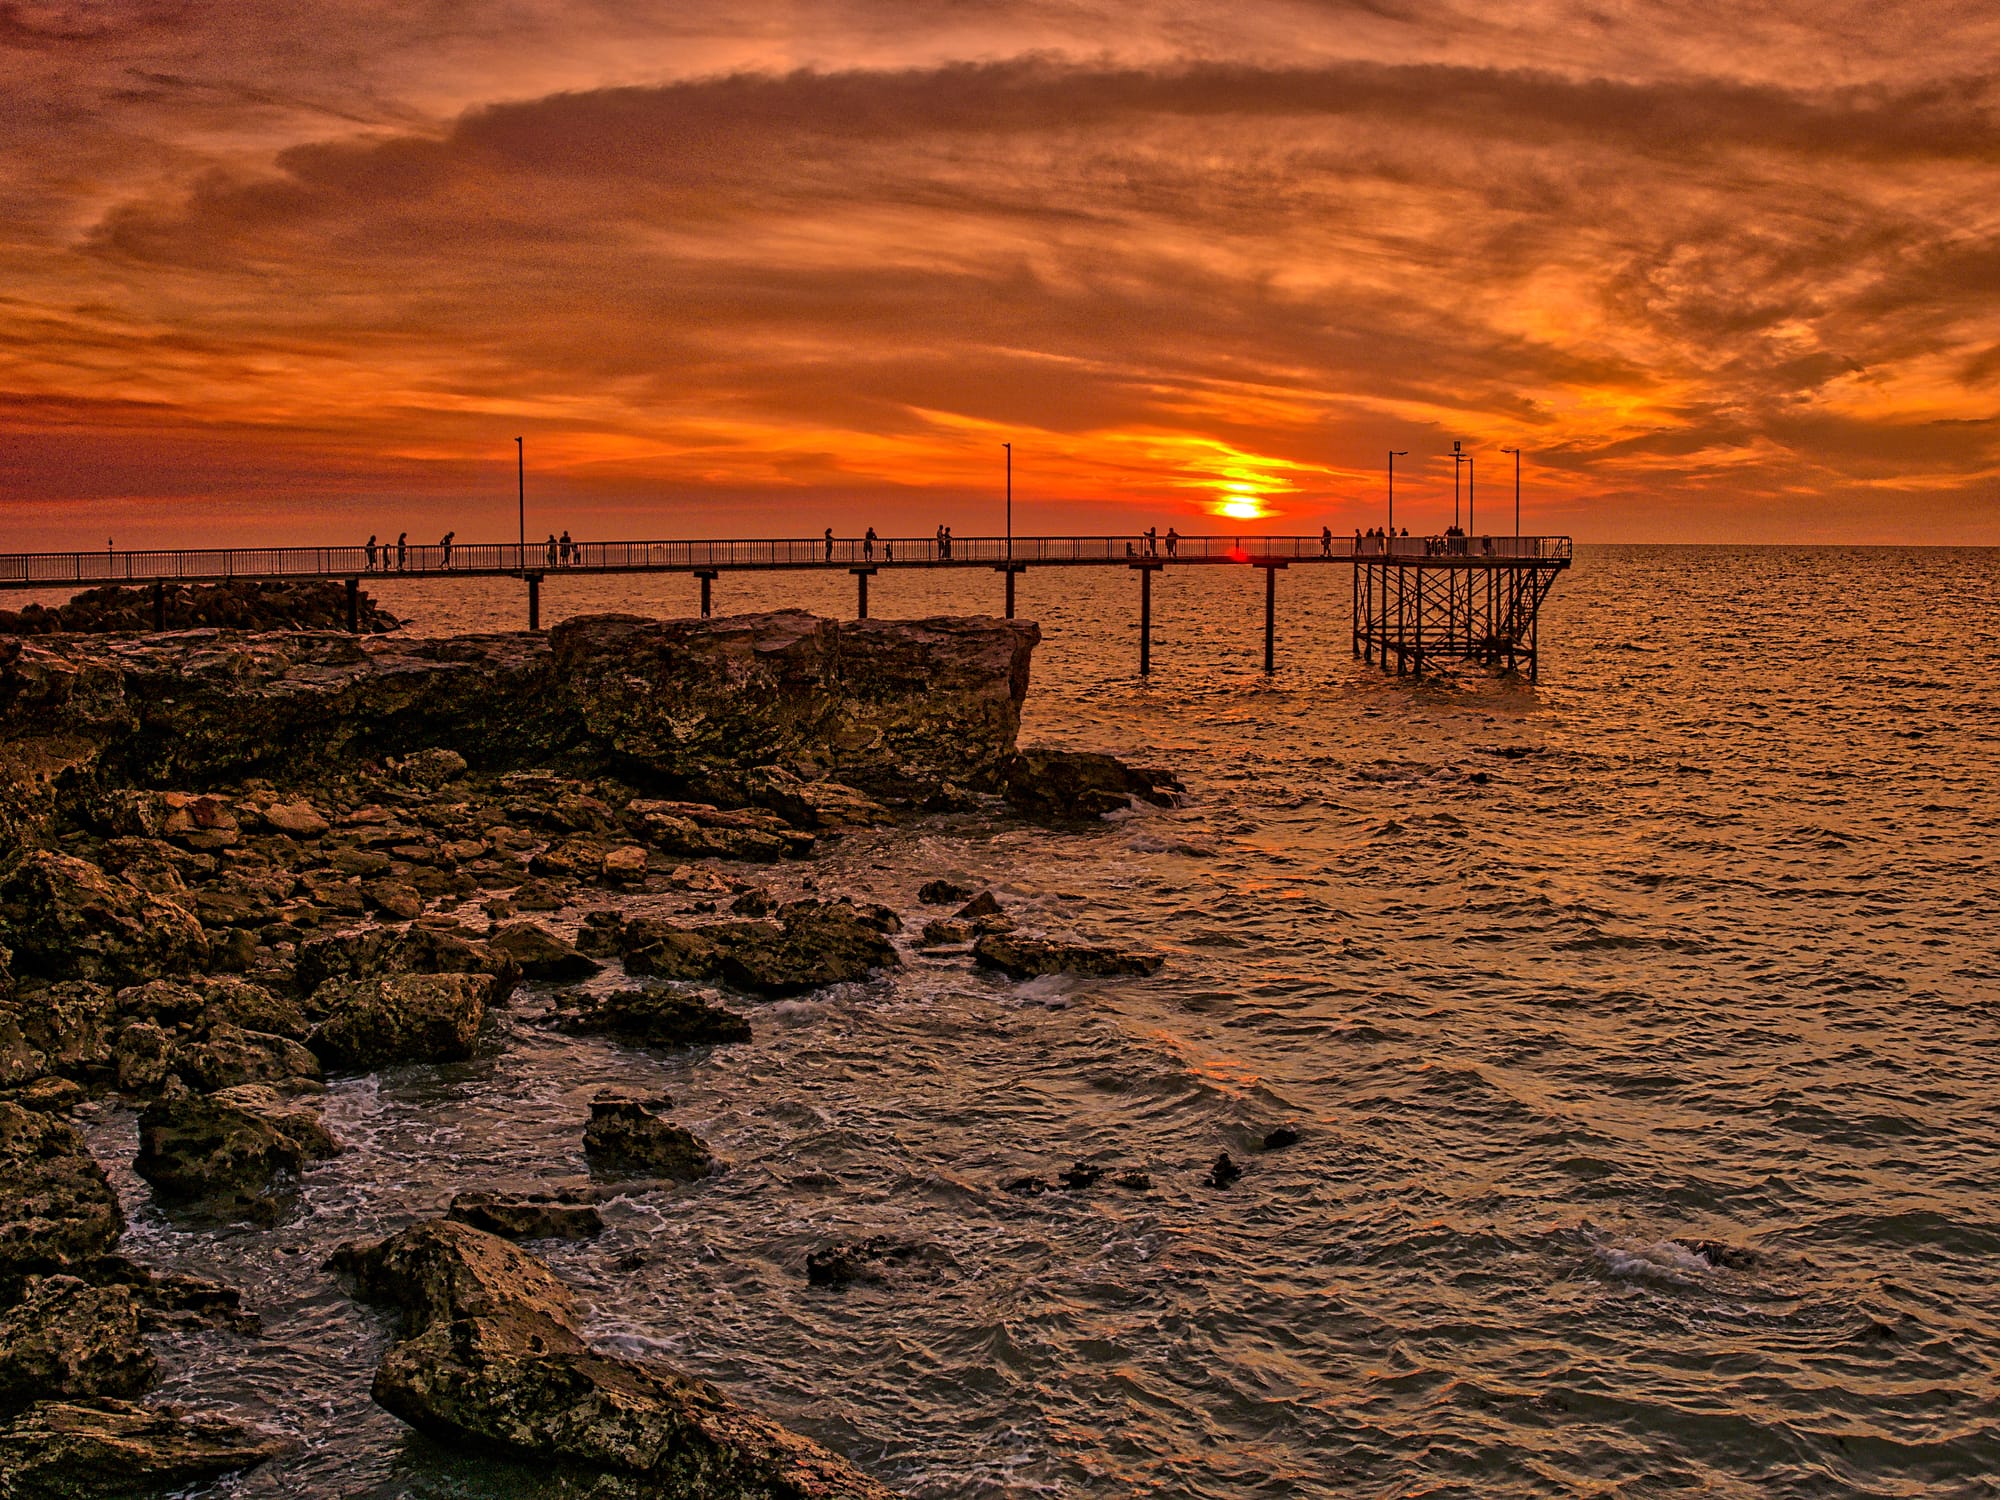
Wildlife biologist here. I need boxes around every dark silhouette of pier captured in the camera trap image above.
[0,532,1573,678]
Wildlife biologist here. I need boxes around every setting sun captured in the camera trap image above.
[1218,498,1266,520]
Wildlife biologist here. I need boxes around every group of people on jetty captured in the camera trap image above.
[831,526,964,564]
[361,530,582,571]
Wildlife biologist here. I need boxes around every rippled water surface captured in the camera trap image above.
[78,546,2000,1497]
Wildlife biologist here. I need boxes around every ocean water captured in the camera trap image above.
[72,545,2000,1497]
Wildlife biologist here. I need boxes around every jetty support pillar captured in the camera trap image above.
[1132,560,1163,675]
[345,577,360,633]
[995,562,1027,619]
[526,572,542,631]
[695,569,716,618]
[851,566,876,620]
[1259,562,1286,673]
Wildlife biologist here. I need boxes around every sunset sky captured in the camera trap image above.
[3,1,1997,548]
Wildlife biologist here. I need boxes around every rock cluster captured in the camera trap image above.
[333,1219,895,1498]
[0,580,399,636]
[589,898,900,997]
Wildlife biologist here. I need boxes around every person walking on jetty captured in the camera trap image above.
[396,532,407,570]
[365,534,378,571]
[1320,525,1332,557]
[824,527,834,561]
[1166,527,1180,557]
[440,531,455,567]
[863,526,877,561]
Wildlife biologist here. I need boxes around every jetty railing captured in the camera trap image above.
[0,533,1572,587]
[0,531,1573,680]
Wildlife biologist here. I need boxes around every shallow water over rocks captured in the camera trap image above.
[73,545,2000,1496]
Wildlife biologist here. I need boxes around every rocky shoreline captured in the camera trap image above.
[0,592,1182,1497]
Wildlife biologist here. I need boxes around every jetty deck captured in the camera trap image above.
[0,532,1573,678]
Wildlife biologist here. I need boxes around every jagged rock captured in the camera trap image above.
[549,987,751,1048]
[447,1191,603,1241]
[601,844,650,883]
[0,1398,289,1497]
[308,972,494,1071]
[360,878,423,920]
[486,922,601,981]
[917,879,974,905]
[331,1220,892,1498]
[0,853,208,985]
[1205,1152,1242,1189]
[919,891,1013,945]
[612,900,897,997]
[0,982,117,1081]
[0,1277,157,1408]
[397,747,467,786]
[999,748,1183,821]
[1261,1125,1300,1151]
[583,1094,714,1181]
[173,1024,323,1095]
[258,798,330,837]
[716,900,899,997]
[971,933,1163,979]
[804,1237,951,1289]
[0,1102,123,1281]
[134,1083,338,1214]
[79,1256,260,1335]
[293,926,515,999]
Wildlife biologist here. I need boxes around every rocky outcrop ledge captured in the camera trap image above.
[333,1219,894,1498]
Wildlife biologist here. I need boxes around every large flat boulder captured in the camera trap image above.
[0,612,1037,800]
[333,1220,894,1498]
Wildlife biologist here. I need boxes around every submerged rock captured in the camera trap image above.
[0,1276,157,1407]
[805,1237,951,1289]
[1205,1152,1242,1189]
[0,1397,288,1498]
[447,1191,603,1241]
[0,1103,123,1282]
[999,748,1182,821]
[307,973,494,1072]
[583,1094,714,1182]
[549,987,752,1048]
[971,933,1163,979]
[134,1084,339,1216]
[1261,1125,1301,1151]
[332,1219,894,1497]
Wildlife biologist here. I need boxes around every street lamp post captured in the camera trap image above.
[1003,441,1012,561]
[1388,450,1407,541]
[1452,441,1465,530]
[1501,447,1521,538]
[515,437,525,573]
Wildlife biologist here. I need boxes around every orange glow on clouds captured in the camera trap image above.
[2,5,1997,547]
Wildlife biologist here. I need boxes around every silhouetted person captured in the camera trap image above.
[1166,527,1180,557]
[547,533,558,567]
[884,540,894,561]
[559,530,573,566]
[1353,527,1362,554]
[1145,526,1158,557]
[440,531,454,567]
[396,532,407,570]
[943,525,953,559]
[1320,526,1331,557]
[366,534,378,571]
[864,526,876,561]
[824,527,834,561]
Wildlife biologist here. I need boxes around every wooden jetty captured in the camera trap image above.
[0,532,1573,678]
